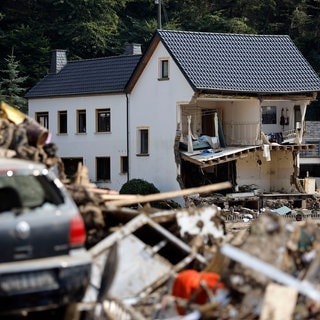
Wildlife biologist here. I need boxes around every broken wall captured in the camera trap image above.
[236,150,295,193]
[237,151,271,192]
[269,150,295,192]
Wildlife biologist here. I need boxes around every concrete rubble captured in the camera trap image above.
[2,101,320,319]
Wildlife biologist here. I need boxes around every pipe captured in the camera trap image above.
[126,93,130,182]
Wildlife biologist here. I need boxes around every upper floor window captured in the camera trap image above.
[58,110,67,134]
[159,58,169,80]
[77,109,86,133]
[36,112,49,129]
[261,106,276,125]
[96,109,111,133]
[137,127,149,156]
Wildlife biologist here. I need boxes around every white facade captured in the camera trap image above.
[127,43,194,197]
[28,35,319,200]
[28,94,129,191]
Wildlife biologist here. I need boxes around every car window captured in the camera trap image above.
[0,175,64,209]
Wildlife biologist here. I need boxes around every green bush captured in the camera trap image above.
[119,178,181,209]
[120,178,160,195]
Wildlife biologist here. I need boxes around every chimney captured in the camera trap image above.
[124,43,142,55]
[50,49,67,74]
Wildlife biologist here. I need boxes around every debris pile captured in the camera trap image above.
[3,101,320,319]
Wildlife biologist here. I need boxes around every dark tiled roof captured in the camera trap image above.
[157,30,320,94]
[26,54,141,98]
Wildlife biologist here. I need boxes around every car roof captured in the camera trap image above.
[0,157,46,173]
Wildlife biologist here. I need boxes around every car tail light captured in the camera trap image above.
[69,214,86,246]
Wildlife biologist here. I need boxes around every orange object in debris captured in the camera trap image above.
[171,269,224,315]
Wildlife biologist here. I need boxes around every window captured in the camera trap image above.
[261,106,276,124]
[77,110,86,133]
[96,109,111,132]
[96,157,110,181]
[294,105,302,129]
[120,156,128,174]
[58,111,67,134]
[61,157,83,180]
[137,128,149,155]
[159,59,169,79]
[36,112,49,129]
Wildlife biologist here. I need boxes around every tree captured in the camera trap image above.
[0,0,128,91]
[0,0,320,92]
[290,0,320,71]
[0,51,28,113]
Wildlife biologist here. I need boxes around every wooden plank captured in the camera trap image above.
[106,181,232,207]
[100,194,138,201]
[260,283,297,320]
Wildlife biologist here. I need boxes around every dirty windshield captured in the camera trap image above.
[0,175,64,211]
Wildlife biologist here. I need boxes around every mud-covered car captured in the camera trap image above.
[0,157,91,315]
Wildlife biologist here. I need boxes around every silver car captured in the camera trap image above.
[0,157,92,315]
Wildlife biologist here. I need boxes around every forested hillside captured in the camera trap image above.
[0,0,319,111]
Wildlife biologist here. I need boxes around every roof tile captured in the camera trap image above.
[157,30,320,93]
[26,54,141,98]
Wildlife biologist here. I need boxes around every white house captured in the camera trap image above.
[27,30,320,203]
[26,45,142,190]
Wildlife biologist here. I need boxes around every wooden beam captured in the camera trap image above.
[106,181,232,207]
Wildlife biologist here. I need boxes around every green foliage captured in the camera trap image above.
[119,178,181,209]
[0,0,319,92]
[0,51,28,113]
[120,178,160,195]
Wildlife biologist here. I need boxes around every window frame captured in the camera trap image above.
[96,157,111,181]
[137,127,149,156]
[58,110,67,134]
[120,156,128,174]
[96,108,111,133]
[35,112,49,129]
[61,157,83,180]
[158,58,169,80]
[77,109,86,134]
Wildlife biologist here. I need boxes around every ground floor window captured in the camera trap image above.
[61,157,83,180]
[96,157,111,181]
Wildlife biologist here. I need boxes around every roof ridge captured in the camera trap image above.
[68,54,142,64]
[157,29,290,38]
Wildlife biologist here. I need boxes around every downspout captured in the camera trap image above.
[126,93,130,182]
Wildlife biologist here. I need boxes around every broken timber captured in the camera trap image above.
[105,181,232,207]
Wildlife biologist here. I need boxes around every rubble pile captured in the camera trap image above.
[3,101,320,319]
[89,210,320,320]
[187,192,320,221]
